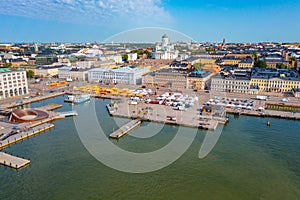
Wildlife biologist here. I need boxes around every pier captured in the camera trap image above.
[0,123,55,150]
[0,152,30,169]
[226,108,300,120]
[109,119,142,139]
[38,104,63,111]
[106,102,227,135]
[3,92,65,109]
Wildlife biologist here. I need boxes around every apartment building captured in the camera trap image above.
[0,68,28,99]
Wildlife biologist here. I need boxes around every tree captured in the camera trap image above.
[252,52,258,62]
[2,62,12,68]
[254,60,268,68]
[276,63,289,69]
[143,50,152,58]
[122,54,128,62]
[131,49,152,59]
[193,63,203,71]
[27,70,35,79]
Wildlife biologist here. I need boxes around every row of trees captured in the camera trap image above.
[122,50,153,62]
[253,60,291,69]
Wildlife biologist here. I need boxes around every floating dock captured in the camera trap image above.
[109,119,142,139]
[0,152,30,169]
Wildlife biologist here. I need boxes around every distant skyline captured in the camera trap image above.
[0,0,300,43]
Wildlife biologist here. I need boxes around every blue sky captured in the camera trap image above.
[0,0,299,43]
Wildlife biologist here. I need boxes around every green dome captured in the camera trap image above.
[162,34,168,38]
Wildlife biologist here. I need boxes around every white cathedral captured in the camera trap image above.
[153,34,179,60]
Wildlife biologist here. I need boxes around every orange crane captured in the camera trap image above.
[94,41,108,60]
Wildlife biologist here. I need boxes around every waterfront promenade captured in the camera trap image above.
[0,92,65,110]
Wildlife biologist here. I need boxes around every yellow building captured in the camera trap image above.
[250,69,300,92]
[0,44,11,51]
[36,66,61,77]
[221,57,242,65]
[238,57,254,68]
[226,53,253,59]
[250,78,300,92]
[187,71,213,90]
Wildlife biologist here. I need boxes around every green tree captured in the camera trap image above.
[27,70,35,79]
[252,52,258,62]
[254,60,268,68]
[193,63,203,71]
[122,54,128,62]
[2,62,12,68]
[131,50,152,59]
[143,50,152,58]
[276,63,289,69]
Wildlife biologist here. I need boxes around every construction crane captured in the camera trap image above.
[94,41,108,60]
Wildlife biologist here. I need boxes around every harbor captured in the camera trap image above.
[0,98,78,169]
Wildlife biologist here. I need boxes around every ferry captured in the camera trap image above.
[64,94,91,104]
[73,94,91,104]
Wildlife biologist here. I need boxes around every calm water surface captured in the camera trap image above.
[0,95,299,199]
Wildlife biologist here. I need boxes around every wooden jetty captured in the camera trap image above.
[0,123,55,150]
[38,104,62,111]
[109,119,142,139]
[0,152,30,169]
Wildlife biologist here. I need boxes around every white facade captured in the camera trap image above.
[88,67,149,85]
[58,66,72,79]
[211,75,250,93]
[76,61,94,69]
[128,53,138,61]
[58,66,88,81]
[106,54,123,63]
[153,34,179,60]
[0,69,28,99]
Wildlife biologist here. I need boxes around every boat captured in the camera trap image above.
[64,95,75,103]
[73,94,91,104]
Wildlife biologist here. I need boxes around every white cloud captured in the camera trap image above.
[0,0,171,25]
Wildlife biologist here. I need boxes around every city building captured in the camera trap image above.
[187,71,213,90]
[35,65,65,78]
[292,88,300,98]
[220,57,242,65]
[153,34,179,60]
[128,53,138,61]
[250,68,300,92]
[0,44,11,51]
[0,68,28,99]
[35,54,58,65]
[88,66,149,85]
[238,57,254,68]
[226,53,253,59]
[58,66,89,81]
[142,68,187,89]
[211,70,252,93]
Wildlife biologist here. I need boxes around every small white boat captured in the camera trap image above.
[73,94,91,104]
